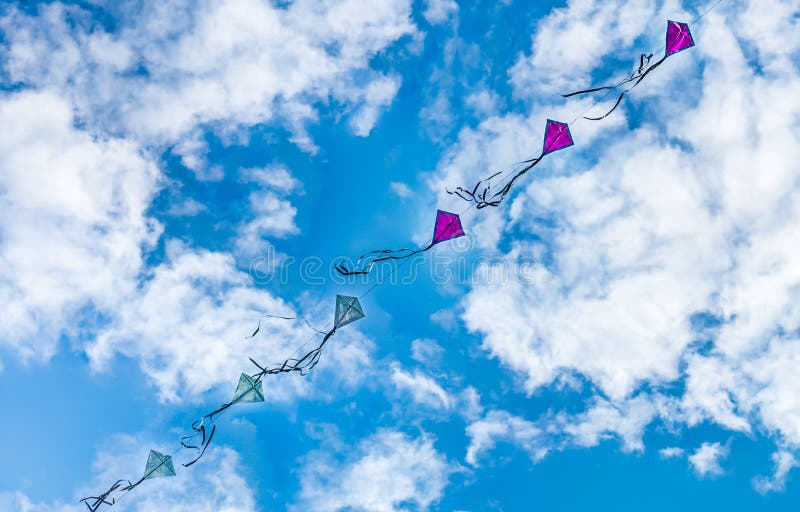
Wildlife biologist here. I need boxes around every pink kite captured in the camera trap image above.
[448,119,574,208]
[336,210,464,276]
[562,20,695,120]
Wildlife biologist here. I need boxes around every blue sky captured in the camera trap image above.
[1,0,800,510]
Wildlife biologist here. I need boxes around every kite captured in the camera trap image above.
[447,119,574,208]
[335,210,465,275]
[181,373,264,467]
[81,450,175,511]
[562,20,695,120]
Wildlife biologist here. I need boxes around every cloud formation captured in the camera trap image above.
[293,430,453,512]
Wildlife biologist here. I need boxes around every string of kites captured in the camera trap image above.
[83,19,698,511]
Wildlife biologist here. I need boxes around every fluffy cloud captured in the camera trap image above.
[292,430,453,512]
[0,90,161,361]
[0,0,417,155]
[389,364,452,410]
[423,0,458,25]
[753,450,798,494]
[659,447,685,459]
[0,1,393,400]
[688,442,730,478]
[466,395,657,466]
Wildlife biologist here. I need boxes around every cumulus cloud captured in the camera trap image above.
[466,395,657,466]
[689,442,730,478]
[659,447,685,459]
[423,0,458,25]
[0,2,390,404]
[0,90,161,361]
[390,364,452,410]
[292,430,453,512]
[0,0,417,155]
[753,450,798,494]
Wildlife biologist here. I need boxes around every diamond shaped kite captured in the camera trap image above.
[432,210,465,244]
[231,373,265,404]
[143,450,176,480]
[335,295,365,328]
[665,20,695,56]
[542,120,574,156]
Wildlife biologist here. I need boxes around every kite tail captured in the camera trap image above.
[450,157,541,208]
[446,171,504,208]
[583,91,627,120]
[246,313,327,340]
[181,420,217,468]
[561,84,619,98]
[249,326,338,379]
[563,52,666,121]
[80,480,129,511]
[335,245,431,276]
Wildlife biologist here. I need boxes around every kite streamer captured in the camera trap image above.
[245,313,326,340]
[82,295,365,510]
[562,20,695,120]
[336,210,465,275]
[447,119,574,208]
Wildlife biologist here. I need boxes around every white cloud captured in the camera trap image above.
[430,308,458,331]
[466,410,547,466]
[0,90,161,361]
[390,181,413,199]
[466,395,656,466]
[235,164,301,256]
[390,364,452,410]
[348,74,402,137]
[659,447,685,459]
[753,450,798,494]
[465,89,501,117]
[167,198,207,217]
[410,338,445,365]
[423,0,458,25]
[1,0,418,156]
[2,435,258,512]
[292,430,453,512]
[689,442,730,478]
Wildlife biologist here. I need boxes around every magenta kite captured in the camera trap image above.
[448,119,574,209]
[562,20,695,120]
[336,210,465,276]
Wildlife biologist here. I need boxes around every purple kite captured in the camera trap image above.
[448,119,574,208]
[562,20,695,120]
[336,210,465,275]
